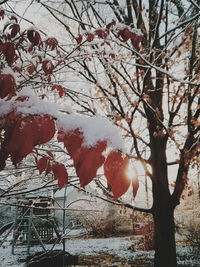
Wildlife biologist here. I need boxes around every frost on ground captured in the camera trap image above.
[0,236,199,266]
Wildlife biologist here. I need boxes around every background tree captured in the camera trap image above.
[1,1,200,266]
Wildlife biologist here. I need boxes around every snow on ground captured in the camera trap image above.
[0,236,152,267]
[0,235,199,266]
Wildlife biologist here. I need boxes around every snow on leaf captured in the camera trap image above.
[52,163,68,189]
[57,115,124,151]
[104,151,130,199]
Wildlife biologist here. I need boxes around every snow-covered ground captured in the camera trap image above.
[0,235,200,267]
[1,236,150,267]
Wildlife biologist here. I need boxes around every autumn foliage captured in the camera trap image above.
[0,10,141,199]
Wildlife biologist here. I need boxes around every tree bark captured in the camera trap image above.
[153,205,177,267]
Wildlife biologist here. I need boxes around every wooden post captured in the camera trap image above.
[27,208,33,255]
[11,207,19,255]
[62,185,67,267]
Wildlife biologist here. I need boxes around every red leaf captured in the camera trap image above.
[57,129,83,158]
[58,129,107,186]
[52,163,68,189]
[2,42,16,65]
[104,151,131,199]
[27,30,41,46]
[109,53,116,59]
[10,16,18,23]
[47,151,54,159]
[36,115,56,144]
[130,32,143,48]
[47,75,51,82]
[73,141,107,187]
[118,28,132,42]
[118,28,143,48]
[1,113,55,165]
[42,60,54,75]
[0,74,16,99]
[37,157,48,174]
[51,84,65,97]
[27,64,36,75]
[86,33,94,42]
[9,24,20,38]
[45,38,58,50]
[4,116,38,164]
[0,10,5,20]
[95,29,108,39]
[106,20,116,30]
[76,35,83,44]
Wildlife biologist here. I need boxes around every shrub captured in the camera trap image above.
[184,221,200,257]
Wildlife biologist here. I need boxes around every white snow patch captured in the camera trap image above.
[0,89,124,151]
[57,114,124,150]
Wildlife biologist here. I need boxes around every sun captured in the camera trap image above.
[126,161,138,181]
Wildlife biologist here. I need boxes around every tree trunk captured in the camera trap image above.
[153,206,177,267]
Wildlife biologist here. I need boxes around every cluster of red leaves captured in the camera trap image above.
[57,129,138,198]
[57,129,107,187]
[118,28,143,48]
[37,155,68,189]
[0,112,55,170]
[51,84,65,97]
[76,28,109,43]
[4,23,20,39]
[0,12,59,79]
[75,20,142,49]
[45,38,58,50]
[0,12,139,198]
